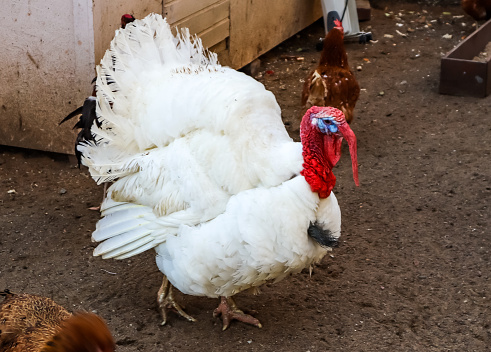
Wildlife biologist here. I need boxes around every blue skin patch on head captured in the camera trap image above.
[316,117,338,134]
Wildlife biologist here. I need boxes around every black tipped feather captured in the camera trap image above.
[307,222,339,248]
[60,15,134,168]
[59,106,83,126]
[60,96,99,167]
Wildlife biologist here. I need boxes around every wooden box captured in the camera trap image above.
[439,19,491,97]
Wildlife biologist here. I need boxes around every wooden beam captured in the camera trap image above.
[170,1,229,36]
[93,0,164,64]
[164,0,222,22]
[198,18,230,49]
[356,0,371,22]
[228,0,322,69]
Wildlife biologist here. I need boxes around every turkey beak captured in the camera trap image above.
[336,123,359,186]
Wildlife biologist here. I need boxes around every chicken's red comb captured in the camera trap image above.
[121,14,136,29]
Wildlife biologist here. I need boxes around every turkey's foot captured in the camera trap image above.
[213,296,262,330]
[157,276,196,325]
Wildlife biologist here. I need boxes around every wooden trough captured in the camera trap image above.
[439,18,491,98]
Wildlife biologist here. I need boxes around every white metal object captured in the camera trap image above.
[321,0,360,36]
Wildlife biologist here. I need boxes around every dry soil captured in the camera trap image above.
[1,2,490,351]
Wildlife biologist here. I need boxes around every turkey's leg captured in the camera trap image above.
[157,275,196,325]
[89,182,108,211]
[213,296,262,330]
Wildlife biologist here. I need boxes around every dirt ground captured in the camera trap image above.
[1,2,490,351]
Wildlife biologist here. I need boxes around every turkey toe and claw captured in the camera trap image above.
[158,276,196,325]
[213,296,262,330]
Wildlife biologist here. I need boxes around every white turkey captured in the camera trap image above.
[76,13,359,330]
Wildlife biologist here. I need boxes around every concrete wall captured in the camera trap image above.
[0,0,95,154]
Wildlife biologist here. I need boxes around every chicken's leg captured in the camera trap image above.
[157,276,196,325]
[213,296,262,330]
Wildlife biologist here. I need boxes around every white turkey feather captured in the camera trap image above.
[80,13,353,300]
[79,14,298,189]
[95,229,154,259]
[155,177,336,297]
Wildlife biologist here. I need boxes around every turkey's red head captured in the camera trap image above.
[300,106,358,198]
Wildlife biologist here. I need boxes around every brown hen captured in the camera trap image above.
[0,290,115,352]
[302,19,360,124]
[461,0,491,20]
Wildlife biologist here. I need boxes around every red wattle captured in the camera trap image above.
[300,151,337,199]
[300,106,357,198]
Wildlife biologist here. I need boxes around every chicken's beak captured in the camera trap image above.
[327,123,359,186]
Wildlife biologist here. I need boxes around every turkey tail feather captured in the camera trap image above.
[80,13,221,181]
[59,106,83,126]
[60,96,98,166]
[91,194,168,259]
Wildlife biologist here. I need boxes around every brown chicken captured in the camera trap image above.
[302,16,360,124]
[461,0,491,20]
[0,290,115,352]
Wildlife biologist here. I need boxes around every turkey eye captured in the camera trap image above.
[316,119,328,133]
[320,118,338,133]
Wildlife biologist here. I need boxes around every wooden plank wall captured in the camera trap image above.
[227,0,322,69]
[164,0,230,64]
[93,0,163,64]
[164,0,322,69]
